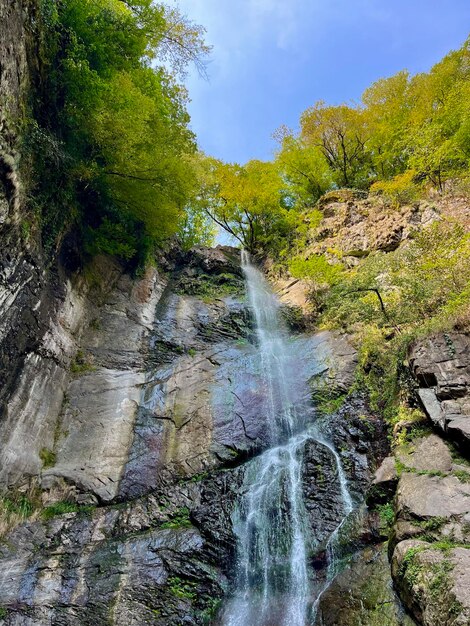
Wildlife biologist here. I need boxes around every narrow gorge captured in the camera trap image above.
[1,2,470,625]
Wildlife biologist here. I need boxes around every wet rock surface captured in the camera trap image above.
[314,544,416,626]
[3,221,470,625]
[0,503,226,626]
[0,243,401,625]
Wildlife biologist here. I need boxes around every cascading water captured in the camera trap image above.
[222,251,310,626]
[310,436,354,622]
[222,252,354,626]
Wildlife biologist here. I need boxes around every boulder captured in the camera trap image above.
[374,456,399,483]
[367,456,398,505]
[315,544,415,626]
[392,539,470,625]
[396,473,470,520]
[396,434,453,473]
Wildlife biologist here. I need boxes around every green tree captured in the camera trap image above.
[362,71,410,180]
[406,39,470,189]
[274,128,333,206]
[195,157,299,256]
[300,102,371,188]
[31,0,209,262]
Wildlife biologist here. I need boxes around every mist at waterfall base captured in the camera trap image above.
[221,252,354,626]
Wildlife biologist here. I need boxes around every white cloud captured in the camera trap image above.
[246,0,303,49]
[176,0,311,55]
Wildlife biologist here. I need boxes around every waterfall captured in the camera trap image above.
[222,252,353,626]
[310,436,354,622]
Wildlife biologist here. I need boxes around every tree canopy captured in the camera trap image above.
[30,0,210,264]
[30,6,469,269]
[192,156,300,256]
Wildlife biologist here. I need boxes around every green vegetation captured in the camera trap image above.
[1,493,35,519]
[200,597,222,624]
[428,561,463,616]
[420,517,448,532]
[195,38,469,259]
[294,219,470,427]
[187,472,209,483]
[39,448,56,469]
[400,546,424,588]
[188,41,470,432]
[42,500,95,520]
[192,156,302,256]
[70,350,95,374]
[280,304,306,331]
[160,506,192,529]
[0,489,40,537]
[314,392,347,417]
[0,607,7,619]
[168,576,197,601]
[26,0,212,266]
[454,469,470,483]
[370,170,420,207]
[376,502,395,534]
[400,545,464,619]
[411,517,448,542]
[176,272,244,301]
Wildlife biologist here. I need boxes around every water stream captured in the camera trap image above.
[222,252,354,626]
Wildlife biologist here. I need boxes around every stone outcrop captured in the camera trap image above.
[275,277,312,315]
[0,474,238,626]
[360,334,470,626]
[0,202,467,626]
[0,256,164,499]
[4,238,469,625]
[0,244,402,625]
[409,332,470,449]
[1,5,469,624]
[392,541,470,626]
[0,0,55,420]
[305,192,441,265]
[0,0,35,225]
[390,434,470,625]
[315,544,415,626]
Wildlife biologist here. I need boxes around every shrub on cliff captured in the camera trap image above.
[370,170,420,207]
[319,219,470,419]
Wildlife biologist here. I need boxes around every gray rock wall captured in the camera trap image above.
[409,332,470,449]
[0,244,398,625]
[0,0,58,426]
[0,255,165,497]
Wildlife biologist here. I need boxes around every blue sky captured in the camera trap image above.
[174,0,470,165]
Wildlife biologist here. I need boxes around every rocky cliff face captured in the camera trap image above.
[0,0,56,426]
[370,333,470,626]
[1,4,469,624]
[0,0,32,225]
[409,332,470,450]
[273,188,470,316]
[388,431,470,625]
[381,334,470,626]
[307,189,470,266]
[0,244,407,625]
